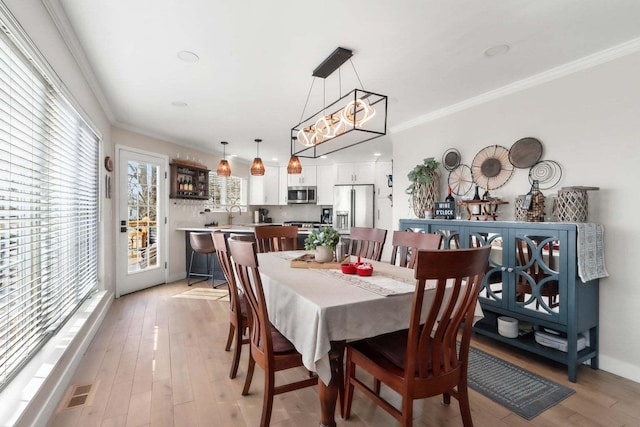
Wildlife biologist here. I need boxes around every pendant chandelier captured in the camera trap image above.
[216,141,231,176]
[290,47,387,160]
[287,136,302,174]
[250,138,265,176]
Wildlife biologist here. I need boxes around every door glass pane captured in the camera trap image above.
[127,161,159,272]
[469,231,504,304]
[514,235,560,314]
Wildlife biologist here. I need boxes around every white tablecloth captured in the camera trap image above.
[257,251,484,384]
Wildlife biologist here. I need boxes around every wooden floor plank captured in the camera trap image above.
[47,279,640,427]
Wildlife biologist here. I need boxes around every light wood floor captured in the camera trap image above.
[48,280,640,427]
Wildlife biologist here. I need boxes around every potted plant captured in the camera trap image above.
[405,157,440,218]
[304,226,341,263]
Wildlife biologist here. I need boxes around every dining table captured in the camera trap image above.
[257,250,484,427]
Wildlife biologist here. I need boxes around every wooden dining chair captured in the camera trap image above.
[348,227,387,261]
[228,239,317,427]
[212,232,252,379]
[390,230,442,268]
[343,246,491,427]
[254,225,299,253]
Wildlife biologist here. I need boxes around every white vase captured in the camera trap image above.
[314,245,334,263]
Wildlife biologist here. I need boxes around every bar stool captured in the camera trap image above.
[188,232,220,286]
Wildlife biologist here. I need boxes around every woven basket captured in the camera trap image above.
[557,189,588,222]
[514,195,528,221]
[411,172,440,218]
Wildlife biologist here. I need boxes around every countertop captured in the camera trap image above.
[176,224,349,235]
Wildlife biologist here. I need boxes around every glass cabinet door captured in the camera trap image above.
[467,228,506,308]
[511,230,566,322]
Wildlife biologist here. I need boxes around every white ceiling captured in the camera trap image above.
[50,0,640,166]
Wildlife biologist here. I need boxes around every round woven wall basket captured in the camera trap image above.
[557,188,589,222]
[411,172,440,218]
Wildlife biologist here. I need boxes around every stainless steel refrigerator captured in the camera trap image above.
[333,184,375,231]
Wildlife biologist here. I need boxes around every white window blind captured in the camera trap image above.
[0,26,99,389]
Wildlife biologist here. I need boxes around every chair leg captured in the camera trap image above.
[343,351,355,419]
[242,354,256,396]
[442,392,451,405]
[187,251,195,286]
[401,397,413,427]
[457,383,473,427]
[260,369,275,427]
[374,378,381,395]
[228,324,242,379]
[225,323,235,351]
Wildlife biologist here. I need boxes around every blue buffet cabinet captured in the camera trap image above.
[399,219,599,382]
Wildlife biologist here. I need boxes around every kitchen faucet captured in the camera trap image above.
[227,204,241,225]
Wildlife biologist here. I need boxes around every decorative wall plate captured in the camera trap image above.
[509,137,543,168]
[528,160,563,190]
[448,164,473,196]
[442,148,461,171]
[471,145,514,190]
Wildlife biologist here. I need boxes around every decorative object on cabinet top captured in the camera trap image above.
[442,148,461,171]
[528,160,563,190]
[508,137,543,169]
[471,144,514,190]
[447,164,473,196]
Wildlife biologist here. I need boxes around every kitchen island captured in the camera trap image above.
[177,225,349,281]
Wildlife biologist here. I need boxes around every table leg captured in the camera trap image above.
[318,341,345,427]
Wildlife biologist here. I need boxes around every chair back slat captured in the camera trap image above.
[348,227,387,261]
[406,247,491,380]
[228,239,272,360]
[390,231,442,268]
[212,232,241,314]
[254,225,299,253]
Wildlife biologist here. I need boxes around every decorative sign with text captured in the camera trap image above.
[434,201,456,219]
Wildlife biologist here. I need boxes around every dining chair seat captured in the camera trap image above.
[254,225,299,253]
[348,227,387,261]
[390,230,442,268]
[229,238,318,427]
[343,246,491,427]
[212,232,251,379]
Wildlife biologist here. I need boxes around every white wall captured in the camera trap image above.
[392,50,640,382]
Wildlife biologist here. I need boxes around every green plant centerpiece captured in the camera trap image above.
[405,157,440,218]
[304,226,341,263]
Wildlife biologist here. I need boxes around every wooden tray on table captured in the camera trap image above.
[290,253,350,269]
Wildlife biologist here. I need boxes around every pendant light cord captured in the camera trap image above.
[298,77,317,123]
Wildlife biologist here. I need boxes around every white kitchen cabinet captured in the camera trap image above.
[287,165,317,186]
[316,164,336,205]
[278,166,288,205]
[374,161,393,198]
[249,167,279,205]
[336,162,375,184]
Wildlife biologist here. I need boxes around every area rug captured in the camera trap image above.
[172,287,229,302]
[467,346,575,419]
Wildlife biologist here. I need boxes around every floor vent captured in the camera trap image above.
[61,382,96,410]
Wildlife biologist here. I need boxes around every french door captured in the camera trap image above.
[116,147,167,296]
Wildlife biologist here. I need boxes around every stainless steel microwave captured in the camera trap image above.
[287,186,316,204]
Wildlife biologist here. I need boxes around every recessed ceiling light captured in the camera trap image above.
[230,154,237,157]
[484,44,510,57]
[171,101,188,107]
[320,155,327,159]
[271,157,278,162]
[177,50,199,62]
[373,152,381,157]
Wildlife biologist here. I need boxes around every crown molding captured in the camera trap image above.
[42,0,115,123]
[392,37,640,134]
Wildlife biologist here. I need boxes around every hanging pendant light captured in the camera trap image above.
[287,136,302,174]
[250,138,265,176]
[216,141,231,176]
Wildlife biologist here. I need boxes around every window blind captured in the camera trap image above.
[0,25,99,389]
